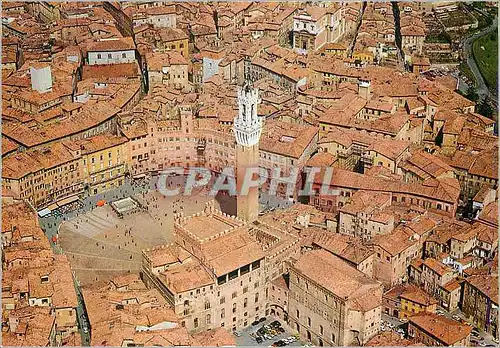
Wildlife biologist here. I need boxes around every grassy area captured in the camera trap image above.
[459,61,475,84]
[473,28,498,90]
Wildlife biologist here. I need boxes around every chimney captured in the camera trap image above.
[30,65,53,94]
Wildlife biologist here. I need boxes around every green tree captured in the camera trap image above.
[477,99,494,118]
[466,86,479,102]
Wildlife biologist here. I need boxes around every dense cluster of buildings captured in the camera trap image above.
[1,1,498,347]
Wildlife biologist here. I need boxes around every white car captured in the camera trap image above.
[452,315,461,321]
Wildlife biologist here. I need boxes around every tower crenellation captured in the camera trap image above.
[234,81,262,147]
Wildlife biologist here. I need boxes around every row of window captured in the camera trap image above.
[95,52,129,60]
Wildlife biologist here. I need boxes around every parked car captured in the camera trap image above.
[252,321,260,326]
[256,337,263,344]
[452,315,461,321]
[278,327,285,333]
[233,331,242,337]
[270,321,281,328]
[259,317,267,323]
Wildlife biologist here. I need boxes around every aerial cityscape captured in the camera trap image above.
[1,1,498,347]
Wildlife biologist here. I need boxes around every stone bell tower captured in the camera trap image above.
[233,81,262,222]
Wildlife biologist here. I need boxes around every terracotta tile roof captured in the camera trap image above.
[478,201,498,228]
[468,146,498,180]
[465,274,498,305]
[340,190,392,217]
[68,134,128,154]
[147,51,188,71]
[422,257,454,277]
[383,284,406,300]
[2,137,19,156]
[201,230,266,276]
[371,226,418,256]
[2,143,74,180]
[191,328,236,347]
[402,150,454,180]
[458,127,497,151]
[314,168,460,204]
[2,103,121,148]
[143,5,176,16]
[87,37,136,52]
[400,284,438,306]
[476,222,497,245]
[82,62,140,79]
[2,307,55,346]
[367,139,410,161]
[442,278,462,292]
[144,244,191,268]
[305,152,338,167]
[159,260,214,293]
[157,27,189,42]
[260,119,318,159]
[311,229,374,266]
[293,249,382,306]
[409,312,472,345]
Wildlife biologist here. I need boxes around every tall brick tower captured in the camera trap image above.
[233,81,262,222]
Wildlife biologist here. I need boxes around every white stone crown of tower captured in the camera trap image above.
[233,82,263,147]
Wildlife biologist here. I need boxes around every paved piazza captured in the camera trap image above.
[58,183,219,285]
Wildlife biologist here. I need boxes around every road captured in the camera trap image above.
[462,16,498,106]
